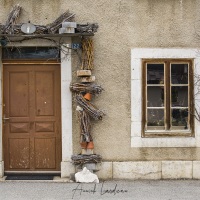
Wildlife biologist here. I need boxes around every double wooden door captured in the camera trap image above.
[3,62,61,172]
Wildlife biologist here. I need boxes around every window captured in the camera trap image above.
[2,47,60,60]
[143,59,194,137]
[131,48,200,147]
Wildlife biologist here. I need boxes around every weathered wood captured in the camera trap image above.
[77,70,92,77]
[70,83,103,94]
[80,76,95,83]
[0,33,94,38]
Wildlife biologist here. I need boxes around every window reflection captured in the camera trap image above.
[171,64,188,84]
[171,86,188,107]
[147,64,164,84]
[171,108,188,129]
[147,86,164,107]
[147,109,164,127]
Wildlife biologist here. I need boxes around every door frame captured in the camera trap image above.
[0,38,74,177]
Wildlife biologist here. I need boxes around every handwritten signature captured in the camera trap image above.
[72,181,128,199]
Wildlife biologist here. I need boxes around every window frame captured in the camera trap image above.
[142,59,194,138]
[131,48,200,148]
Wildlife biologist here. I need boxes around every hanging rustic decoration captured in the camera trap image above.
[2,4,22,34]
[70,83,103,94]
[77,108,92,143]
[81,38,94,70]
[0,6,98,36]
[46,10,75,33]
[76,23,99,33]
[34,25,48,34]
[75,95,104,120]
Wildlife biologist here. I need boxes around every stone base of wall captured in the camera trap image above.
[95,161,200,180]
[61,161,75,178]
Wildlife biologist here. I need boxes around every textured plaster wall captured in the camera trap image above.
[1,0,200,161]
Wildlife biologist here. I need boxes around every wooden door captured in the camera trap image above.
[3,62,61,172]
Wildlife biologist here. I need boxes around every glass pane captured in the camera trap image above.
[147,86,164,107]
[2,47,60,59]
[147,109,164,127]
[171,64,188,84]
[147,64,164,84]
[171,108,188,129]
[171,86,188,107]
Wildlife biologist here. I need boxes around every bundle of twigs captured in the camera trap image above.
[2,24,49,35]
[76,23,99,33]
[35,25,48,34]
[70,83,103,94]
[1,8,75,35]
[46,10,75,33]
[2,24,22,34]
[71,154,102,165]
[81,38,94,70]
[2,4,22,34]
[77,109,92,143]
[1,6,99,35]
[76,95,104,120]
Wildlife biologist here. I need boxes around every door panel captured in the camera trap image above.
[9,72,29,117]
[10,123,29,133]
[35,71,54,116]
[3,63,61,172]
[9,138,30,169]
[35,122,54,132]
[34,138,56,169]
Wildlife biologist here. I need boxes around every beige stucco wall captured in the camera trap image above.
[1,0,200,161]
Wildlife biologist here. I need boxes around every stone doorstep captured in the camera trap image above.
[52,176,70,182]
[0,176,70,182]
[0,176,6,181]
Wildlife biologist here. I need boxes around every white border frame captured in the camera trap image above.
[131,48,200,147]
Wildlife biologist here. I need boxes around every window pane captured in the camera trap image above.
[171,86,188,107]
[147,86,164,107]
[2,47,60,59]
[171,108,188,129]
[147,109,164,128]
[147,64,164,84]
[171,64,188,84]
